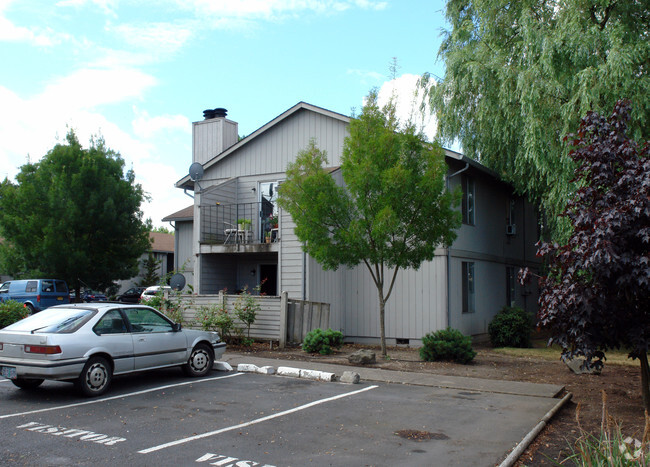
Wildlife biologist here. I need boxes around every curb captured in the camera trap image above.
[227,362,360,384]
[498,392,573,467]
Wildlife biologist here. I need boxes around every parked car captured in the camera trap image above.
[0,279,69,313]
[0,303,226,396]
[115,287,145,303]
[140,285,172,303]
[81,290,108,302]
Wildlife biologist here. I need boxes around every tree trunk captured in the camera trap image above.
[640,353,650,413]
[379,294,386,357]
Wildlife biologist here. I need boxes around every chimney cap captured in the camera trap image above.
[203,108,228,120]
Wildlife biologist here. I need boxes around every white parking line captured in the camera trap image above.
[0,373,244,420]
[139,384,379,454]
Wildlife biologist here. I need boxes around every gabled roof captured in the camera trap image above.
[149,232,174,253]
[162,205,193,222]
[176,102,350,191]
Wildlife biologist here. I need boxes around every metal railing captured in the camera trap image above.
[200,202,278,245]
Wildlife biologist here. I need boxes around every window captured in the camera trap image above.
[124,308,173,333]
[462,176,475,225]
[94,310,127,335]
[462,261,475,313]
[506,266,516,307]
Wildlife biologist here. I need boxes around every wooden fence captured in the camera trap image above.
[178,291,329,348]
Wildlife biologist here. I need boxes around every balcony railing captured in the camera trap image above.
[200,202,278,245]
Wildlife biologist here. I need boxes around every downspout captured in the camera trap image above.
[446,162,469,328]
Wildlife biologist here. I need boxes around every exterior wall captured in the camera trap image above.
[175,221,195,289]
[203,109,348,181]
[278,208,305,300]
[445,160,542,335]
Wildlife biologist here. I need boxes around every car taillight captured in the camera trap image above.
[36,294,41,303]
[24,345,62,355]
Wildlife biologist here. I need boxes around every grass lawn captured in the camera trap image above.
[489,339,639,366]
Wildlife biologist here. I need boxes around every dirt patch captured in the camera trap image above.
[229,341,646,466]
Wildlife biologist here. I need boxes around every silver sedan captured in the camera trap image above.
[0,303,226,396]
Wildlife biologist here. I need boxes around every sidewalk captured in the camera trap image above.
[222,351,564,399]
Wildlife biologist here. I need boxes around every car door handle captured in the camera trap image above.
[138,337,146,342]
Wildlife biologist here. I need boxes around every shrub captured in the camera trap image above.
[233,284,260,342]
[420,328,476,364]
[195,302,240,343]
[488,306,532,348]
[302,328,344,355]
[0,300,30,329]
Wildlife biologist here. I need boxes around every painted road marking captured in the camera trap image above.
[139,384,379,454]
[196,452,275,466]
[17,421,126,446]
[0,373,244,420]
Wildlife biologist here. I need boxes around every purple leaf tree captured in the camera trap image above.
[527,100,650,410]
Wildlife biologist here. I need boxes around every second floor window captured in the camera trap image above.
[462,175,475,225]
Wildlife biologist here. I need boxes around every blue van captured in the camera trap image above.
[0,279,70,312]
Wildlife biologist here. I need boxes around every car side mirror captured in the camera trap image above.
[172,323,182,332]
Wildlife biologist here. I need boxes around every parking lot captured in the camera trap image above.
[0,365,562,466]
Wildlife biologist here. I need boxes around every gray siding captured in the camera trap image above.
[279,209,304,298]
[203,110,348,181]
[193,118,238,165]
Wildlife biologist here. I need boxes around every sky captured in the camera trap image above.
[0,0,450,228]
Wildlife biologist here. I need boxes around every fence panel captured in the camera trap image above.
[178,294,330,345]
[286,300,330,344]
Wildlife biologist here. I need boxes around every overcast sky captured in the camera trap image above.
[0,0,448,227]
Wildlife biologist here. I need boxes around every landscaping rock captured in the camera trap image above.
[340,371,360,384]
[348,349,376,365]
[565,358,602,375]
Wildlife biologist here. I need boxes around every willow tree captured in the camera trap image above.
[424,0,650,238]
[278,91,461,356]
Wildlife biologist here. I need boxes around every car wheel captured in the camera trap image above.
[76,356,112,397]
[183,343,214,377]
[11,378,44,390]
[24,303,35,314]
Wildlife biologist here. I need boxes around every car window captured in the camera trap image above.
[26,281,38,293]
[4,308,97,333]
[123,308,173,333]
[0,282,9,293]
[94,310,127,335]
[42,280,55,293]
[55,281,68,293]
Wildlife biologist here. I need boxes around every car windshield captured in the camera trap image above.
[3,307,97,334]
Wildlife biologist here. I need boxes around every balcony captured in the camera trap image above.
[200,202,279,247]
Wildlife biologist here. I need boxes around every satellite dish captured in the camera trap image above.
[189,162,204,181]
[170,273,186,291]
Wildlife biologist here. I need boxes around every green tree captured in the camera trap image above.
[138,250,162,287]
[151,225,173,235]
[424,0,649,238]
[0,130,151,298]
[278,90,461,356]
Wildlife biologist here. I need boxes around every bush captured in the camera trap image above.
[420,328,476,364]
[0,300,30,329]
[488,306,532,348]
[302,328,344,355]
